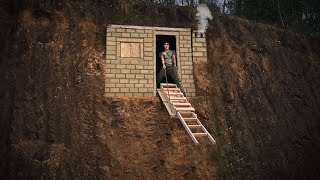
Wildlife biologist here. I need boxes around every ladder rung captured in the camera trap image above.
[193,133,208,137]
[183,118,197,121]
[173,104,192,107]
[179,112,194,116]
[172,102,191,106]
[188,125,202,129]
[169,97,187,100]
[160,83,177,88]
[165,92,183,95]
[170,100,188,103]
[161,87,180,90]
[175,107,195,111]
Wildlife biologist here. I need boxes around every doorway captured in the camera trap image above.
[155,35,177,89]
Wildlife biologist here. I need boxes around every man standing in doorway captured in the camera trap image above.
[157,41,186,96]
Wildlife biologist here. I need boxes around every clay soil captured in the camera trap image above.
[206,14,320,179]
[0,1,216,179]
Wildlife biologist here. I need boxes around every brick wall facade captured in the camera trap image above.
[104,25,208,97]
[192,31,208,62]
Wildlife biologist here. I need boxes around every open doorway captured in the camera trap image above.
[155,35,177,89]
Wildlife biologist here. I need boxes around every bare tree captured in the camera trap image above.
[276,0,285,27]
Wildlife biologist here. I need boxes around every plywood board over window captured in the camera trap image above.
[120,42,140,58]
[117,38,144,59]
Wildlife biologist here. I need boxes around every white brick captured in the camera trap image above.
[116,74,125,78]
[110,79,119,83]
[129,79,139,83]
[112,32,122,37]
[121,69,130,73]
[129,88,139,92]
[122,33,130,37]
[135,84,144,88]
[107,37,116,41]
[107,28,115,33]
[111,69,120,73]
[139,79,148,83]
[125,84,134,88]
[136,74,145,79]
[110,88,120,92]
[125,93,133,96]
[105,83,116,88]
[144,38,153,43]
[139,34,148,38]
[120,79,129,83]
[126,74,135,78]
[140,70,149,74]
[116,28,125,32]
[105,74,115,78]
[136,65,144,69]
[120,88,129,92]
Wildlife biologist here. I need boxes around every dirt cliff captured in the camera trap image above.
[1,1,319,179]
[206,14,320,179]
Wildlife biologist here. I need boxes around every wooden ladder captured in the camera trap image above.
[157,83,216,145]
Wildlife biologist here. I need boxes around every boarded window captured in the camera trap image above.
[120,42,140,58]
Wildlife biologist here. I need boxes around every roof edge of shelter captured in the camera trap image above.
[109,24,191,32]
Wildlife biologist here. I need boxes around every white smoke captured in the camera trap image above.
[196,4,213,34]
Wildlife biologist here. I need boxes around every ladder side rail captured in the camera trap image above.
[160,87,169,102]
[161,86,175,114]
[164,84,183,116]
[158,89,167,102]
[191,113,216,145]
[157,89,175,117]
[177,112,199,145]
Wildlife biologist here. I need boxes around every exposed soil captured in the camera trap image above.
[1,1,320,179]
[0,1,215,179]
[98,97,217,179]
[207,14,320,179]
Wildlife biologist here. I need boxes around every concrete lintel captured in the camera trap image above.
[109,24,190,32]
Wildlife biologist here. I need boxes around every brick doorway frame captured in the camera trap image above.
[153,31,181,96]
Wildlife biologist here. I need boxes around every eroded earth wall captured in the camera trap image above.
[205,14,320,179]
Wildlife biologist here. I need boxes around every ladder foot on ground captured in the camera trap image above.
[157,83,216,145]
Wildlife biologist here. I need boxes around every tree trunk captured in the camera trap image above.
[276,0,285,28]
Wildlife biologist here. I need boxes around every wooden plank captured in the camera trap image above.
[157,89,175,117]
[161,87,180,91]
[157,89,168,102]
[207,132,216,144]
[190,113,216,145]
[188,125,203,129]
[173,105,192,108]
[170,99,188,103]
[177,112,199,145]
[168,95,184,98]
[160,83,177,88]
[169,97,187,100]
[179,112,194,117]
[172,102,191,106]
[165,92,183,95]
[183,118,197,121]
[175,107,195,111]
[193,133,208,137]
[199,123,216,144]
[160,83,177,86]
[159,88,216,145]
